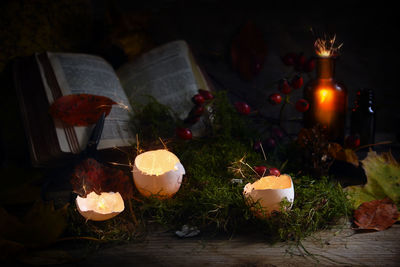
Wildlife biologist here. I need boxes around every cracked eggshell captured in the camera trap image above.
[76,192,125,221]
[132,149,185,198]
[243,174,294,215]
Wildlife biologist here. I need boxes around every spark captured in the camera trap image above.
[314,33,343,58]
[228,165,246,178]
[109,161,131,167]
[116,102,131,111]
[228,155,260,178]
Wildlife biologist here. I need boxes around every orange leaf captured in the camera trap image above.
[354,198,399,231]
[49,94,117,126]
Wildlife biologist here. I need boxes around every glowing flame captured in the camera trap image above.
[97,198,107,210]
[318,89,332,104]
[314,34,343,57]
[135,149,180,176]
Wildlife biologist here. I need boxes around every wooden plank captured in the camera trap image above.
[73,224,400,266]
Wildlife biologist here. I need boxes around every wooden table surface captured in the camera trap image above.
[64,224,400,266]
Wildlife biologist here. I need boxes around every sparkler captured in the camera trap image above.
[228,155,260,178]
[314,34,343,58]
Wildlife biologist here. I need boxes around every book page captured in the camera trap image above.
[117,40,201,121]
[38,52,134,153]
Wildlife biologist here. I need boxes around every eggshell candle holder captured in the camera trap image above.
[243,174,294,216]
[76,191,125,221]
[132,149,185,198]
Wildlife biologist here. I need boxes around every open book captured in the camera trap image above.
[14,40,212,166]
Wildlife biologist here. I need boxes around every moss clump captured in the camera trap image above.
[66,91,352,243]
[122,92,351,242]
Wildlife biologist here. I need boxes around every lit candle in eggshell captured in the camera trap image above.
[243,174,294,216]
[76,191,125,221]
[132,149,185,198]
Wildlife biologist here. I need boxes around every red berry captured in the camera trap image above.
[291,75,303,89]
[282,52,297,66]
[192,94,205,105]
[254,166,268,176]
[193,105,205,115]
[268,93,282,105]
[198,89,214,100]
[268,167,281,176]
[345,135,361,148]
[278,79,292,95]
[295,53,306,71]
[176,127,192,140]
[234,102,251,115]
[295,99,310,113]
[304,58,316,72]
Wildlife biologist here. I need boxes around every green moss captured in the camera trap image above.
[131,96,177,142]
[67,92,351,243]
[122,92,351,242]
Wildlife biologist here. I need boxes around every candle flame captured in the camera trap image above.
[97,198,107,210]
[135,149,180,176]
[318,89,331,104]
[314,34,343,57]
[315,89,335,125]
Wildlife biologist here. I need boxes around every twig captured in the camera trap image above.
[159,137,168,150]
[260,142,267,161]
[354,141,392,152]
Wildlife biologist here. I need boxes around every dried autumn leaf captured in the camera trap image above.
[345,150,400,209]
[71,158,105,197]
[0,201,68,251]
[328,143,359,167]
[101,165,134,200]
[362,151,400,204]
[354,198,399,231]
[231,21,267,80]
[71,158,133,200]
[49,94,117,126]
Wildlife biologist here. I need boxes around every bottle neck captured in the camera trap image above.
[316,57,335,79]
[357,89,375,109]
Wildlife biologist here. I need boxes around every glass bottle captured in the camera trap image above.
[304,56,348,143]
[350,89,375,145]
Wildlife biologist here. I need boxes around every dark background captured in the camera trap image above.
[0,0,398,165]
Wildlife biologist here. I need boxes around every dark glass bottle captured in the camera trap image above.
[350,89,376,145]
[304,56,348,143]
